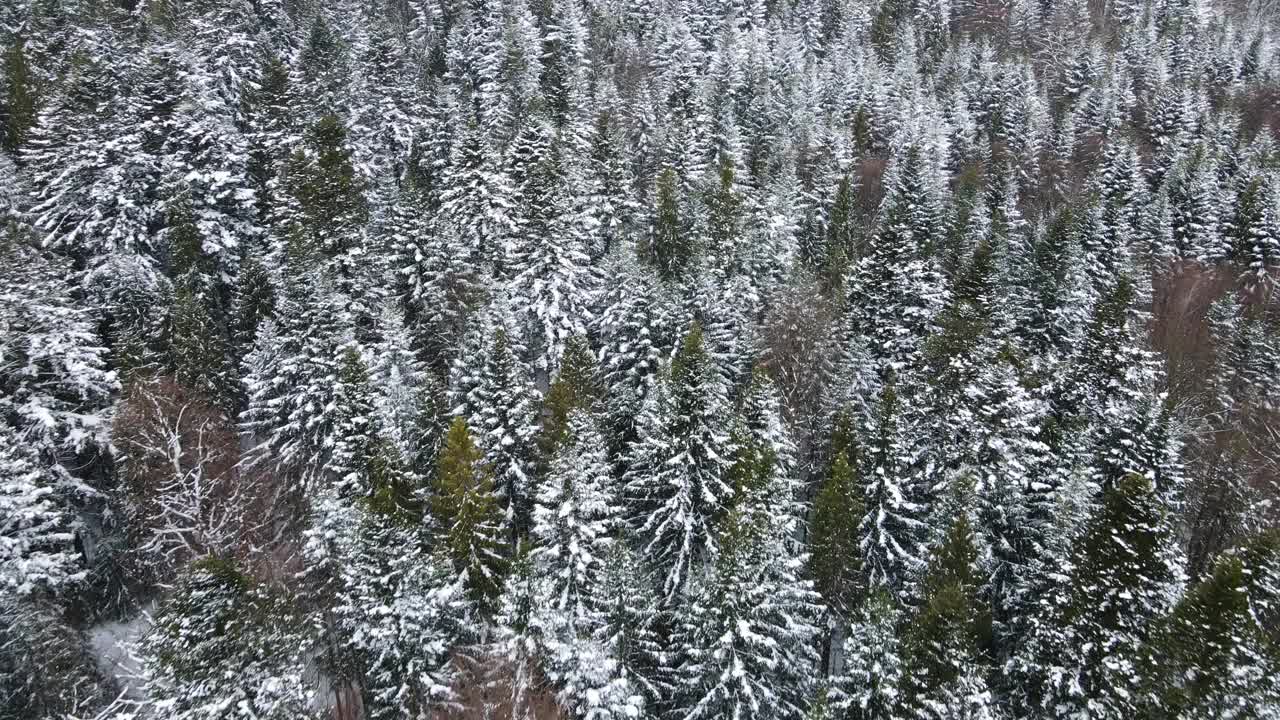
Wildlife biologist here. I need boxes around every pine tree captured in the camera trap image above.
[858,378,929,602]
[832,589,905,720]
[165,196,235,408]
[281,114,369,283]
[623,322,734,605]
[135,558,315,720]
[673,445,821,720]
[0,233,117,461]
[1033,474,1184,719]
[646,165,695,280]
[433,417,508,614]
[448,306,541,541]
[2,34,37,153]
[900,511,997,720]
[0,427,82,598]
[1145,539,1280,718]
[809,412,865,617]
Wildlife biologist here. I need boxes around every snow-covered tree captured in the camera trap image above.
[0,425,82,598]
[623,322,734,605]
[672,441,821,720]
[0,233,117,460]
[448,303,541,540]
[1028,473,1184,719]
[133,557,315,720]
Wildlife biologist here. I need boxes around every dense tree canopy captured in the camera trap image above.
[2,0,1280,718]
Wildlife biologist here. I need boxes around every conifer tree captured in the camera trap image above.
[900,511,997,720]
[449,308,541,540]
[0,233,117,461]
[596,540,665,707]
[507,134,598,375]
[530,411,643,720]
[1227,175,1280,291]
[646,166,694,280]
[809,412,865,618]
[135,558,314,720]
[433,417,508,614]
[1145,539,1280,717]
[440,110,517,274]
[0,427,82,598]
[833,588,905,720]
[844,144,947,380]
[623,322,734,605]
[0,595,112,719]
[229,245,277,360]
[166,196,235,408]
[240,270,346,487]
[673,438,820,720]
[539,336,602,466]
[329,346,418,514]
[282,114,369,283]
[858,377,929,602]
[2,34,37,153]
[1031,474,1184,719]
[532,410,616,632]
[596,251,683,463]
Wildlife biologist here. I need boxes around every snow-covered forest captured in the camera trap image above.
[3,0,1280,717]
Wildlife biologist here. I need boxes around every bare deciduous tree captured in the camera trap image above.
[113,378,279,582]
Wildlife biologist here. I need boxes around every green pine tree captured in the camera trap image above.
[646,166,693,280]
[1,35,37,153]
[809,413,865,617]
[283,114,368,265]
[166,197,234,408]
[433,417,508,612]
[537,335,601,466]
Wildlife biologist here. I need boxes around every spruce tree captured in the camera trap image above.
[0,428,82,597]
[433,417,508,614]
[809,414,865,623]
[1145,541,1280,718]
[532,410,616,632]
[166,196,234,408]
[833,588,905,720]
[646,165,694,280]
[623,322,734,605]
[673,439,820,720]
[135,558,314,720]
[2,34,37,153]
[900,512,997,720]
[448,308,541,541]
[1034,474,1184,719]
[282,113,369,278]
[858,377,929,602]
[843,143,947,382]
[539,336,602,469]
